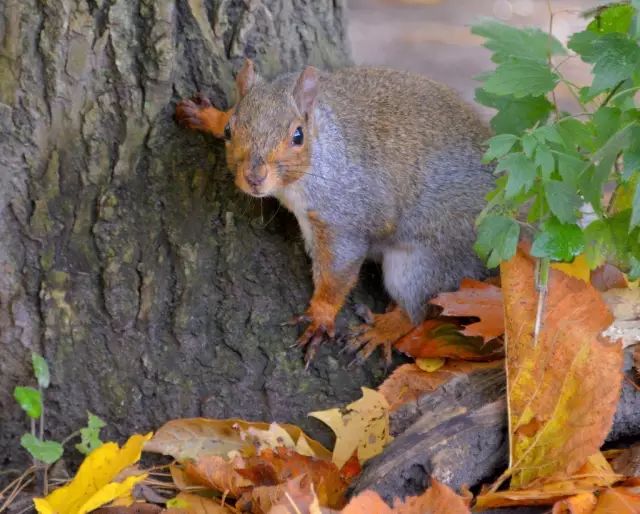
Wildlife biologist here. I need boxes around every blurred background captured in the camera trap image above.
[347,0,602,113]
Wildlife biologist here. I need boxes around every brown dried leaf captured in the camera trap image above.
[500,248,624,488]
[184,455,252,498]
[551,492,597,514]
[393,479,470,513]
[395,320,503,361]
[145,419,330,462]
[165,492,233,514]
[429,278,504,341]
[378,361,503,411]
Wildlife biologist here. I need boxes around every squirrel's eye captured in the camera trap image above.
[224,123,231,141]
[292,126,304,146]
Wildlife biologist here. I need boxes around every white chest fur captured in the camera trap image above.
[275,187,313,253]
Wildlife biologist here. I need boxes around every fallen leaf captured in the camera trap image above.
[591,264,628,291]
[166,492,233,514]
[393,479,470,513]
[170,463,206,492]
[415,357,446,372]
[184,455,252,497]
[395,320,504,361]
[242,475,316,514]
[309,388,392,469]
[592,485,640,514]
[239,448,348,508]
[33,433,152,514]
[341,479,469,514]
[552,254,590,283]
[429,278,504,341]
[611,444,640,477]
[378,361,503,411]
[499,247,623,488]
[476,452,622,509]
[145,419,330,461]
[551,492,597,514]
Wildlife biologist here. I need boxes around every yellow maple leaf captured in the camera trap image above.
[309,387,392,469]
[551,253,590,282]
[33,432,152,514]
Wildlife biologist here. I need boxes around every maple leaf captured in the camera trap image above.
[309,388,392,469]
[144,419,330,461]
[378,361,503,411]
[429,278,504,341]
[395,319,504,361]
[500,248,623,488]
[184,455,252,497]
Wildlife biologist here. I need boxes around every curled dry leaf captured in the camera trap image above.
[144,419,330,462]
[395,320,504,361]
[184,455,252,498]
[429,278,504,342]
[378,361,503,412]
[500,248,623,488]
[309,388,392,469]
[241,475,317,514]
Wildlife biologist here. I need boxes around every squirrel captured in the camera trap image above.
[176,59,495,366]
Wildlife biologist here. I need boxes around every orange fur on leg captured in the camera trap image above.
[175,94,233,138]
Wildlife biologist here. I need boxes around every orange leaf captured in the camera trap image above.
[500,248,623,488]
[429,278,504,341]
[378,361,503,411]
[184,455,252,497]
[395,320,503,361]
[239,448,348,509]
[552,493,597,514]
[593,486,640,514]
[342,479,469,514]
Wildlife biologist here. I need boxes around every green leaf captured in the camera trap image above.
[472,20,565,63]
[631,179,640,230]
[31,353,50,389]
[584,219,613,268]
[557,118,595,151]
[20,434,63,464]
[557,153,586,189]
[474,215,520,268]
[535,145,555,179]
[569,32,640,94]
[623,146,640,181]
[544,180,582,223]
[482,134,519,163]
[587,4,634,34]
[75,412,106,455]
[522,134,538,158]
[496,153,538,199]
[483,59,559,98]
[475,89,553,135]
[534,125,564,145]
[531,218,585,261]
[13,386,42,419]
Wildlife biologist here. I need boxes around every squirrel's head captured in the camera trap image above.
[224,60,319,198]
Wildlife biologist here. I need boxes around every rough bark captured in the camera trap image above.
[0,0,391,471]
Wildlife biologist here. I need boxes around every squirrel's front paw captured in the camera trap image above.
[288,307,337,368]
[175,93,212,130]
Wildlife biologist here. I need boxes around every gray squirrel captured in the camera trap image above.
[176,59,494,366]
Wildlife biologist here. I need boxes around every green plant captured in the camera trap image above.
[472,2,640,280]
[13,353,106,464]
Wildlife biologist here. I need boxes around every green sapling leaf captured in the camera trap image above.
[474,215,520,268]
[13,386,42,419]
[531,218,585,261]
[31,353,50,389]
[544,180,582,224]
[482,134,519,163]
[75,411,106,455]
[483,60,560,98]
[20,434,63,464]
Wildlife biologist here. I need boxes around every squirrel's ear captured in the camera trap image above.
[293,66,319,116]
[236,58,260,99]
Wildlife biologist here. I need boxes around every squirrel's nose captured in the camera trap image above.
[245,168,267,187]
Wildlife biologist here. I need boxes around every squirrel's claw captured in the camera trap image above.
[291,315,336,368]
[175,94,213,130]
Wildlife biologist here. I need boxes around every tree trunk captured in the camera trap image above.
[0,0,387,471]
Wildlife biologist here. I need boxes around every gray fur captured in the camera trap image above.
[233,67,494,323]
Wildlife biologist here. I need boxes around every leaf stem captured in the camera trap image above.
[533,258,550,347]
